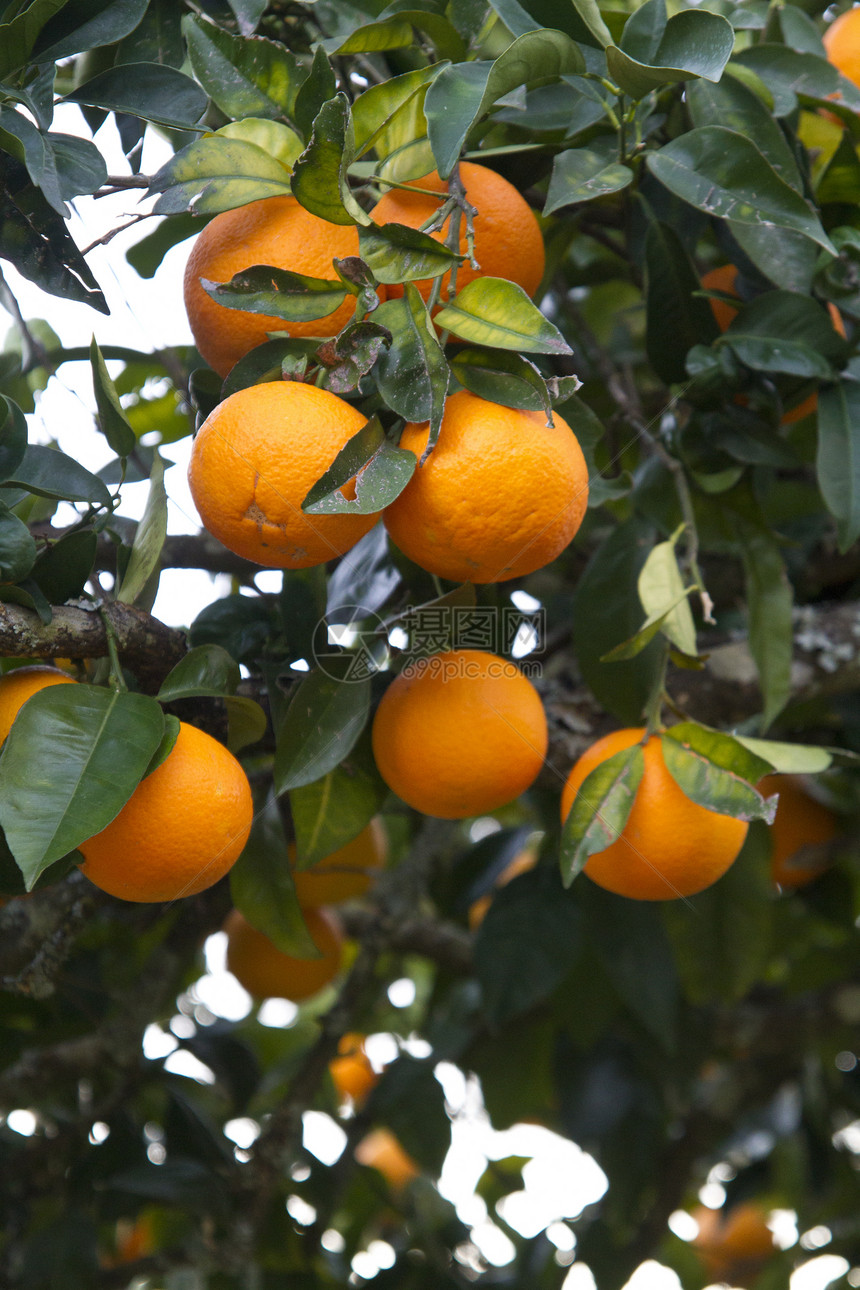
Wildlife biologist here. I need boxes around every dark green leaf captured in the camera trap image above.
[142,714,180,779]
[0,109,106,216]
[273,667,370,793]
[183,13,306,122]
[368,1055,451,1173]
[560,744,645,886]
[450,346,552,414]
[325,522,401,615]
[0,578,52,623]
[89,337,135,458]
[291,734,387,866]
[0,0,69,80]
[30,529,95,603]
[318,321,391,393]
[202,263,349,323]
[189,593,277,665]
[660,728,774,821]
[294,43,338,141]
[358,220,463,285]
[435,277,572,354]
[734,43,860,116]
[159,647,247,705]
[116,452,167,605]
[425,29,585,178]
[374,286,449,436]
[2,443,112,507]
[475,868,584,1027]
[817,379,860,551]
[66,62,207,129]
[149,136,292,216]
[568,0,613,46]
[607,8,734,100]
[125,212,199,279]
[644,218,717,383]
[721,292,847,378]
[303,417,415,515]
[0,500,36,583]
[0,685,164,885]
[544,142,632,214]
[619,0,666,63]
[686,74,802,189]
[0,394,27,483]
[647,126,835,253]
[31,0,148,63]
[229,793,317,955]
[227,0,267,35]
[740,526,794,728]
[291,93,371,226]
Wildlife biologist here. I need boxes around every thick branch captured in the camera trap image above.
[0,601,187,688]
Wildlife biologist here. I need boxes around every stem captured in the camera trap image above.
[98,606,128,692]
[643,641,670,734]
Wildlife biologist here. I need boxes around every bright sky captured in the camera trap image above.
[2,106,851,1290]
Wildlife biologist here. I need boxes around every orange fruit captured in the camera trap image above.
[692,1202,776,1285]
[329,1032,379,1105]
[701,265,845,423]
[0,665,76,745]
[355,1127,419,1190]
[188,380,378,568]
[183,196,360,378]
[224,905,343,1001]
[78,721,253,903]
[824,7,860,90]
[560,728,748,901]
[759,773,839,889]
[468,846,538,929]
[383,390,589,583]
[291,820,386,906]
[371,649,547,819]
[370,162,545,305]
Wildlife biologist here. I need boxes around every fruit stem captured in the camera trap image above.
[643,640,669,736]
[98,606,127,692]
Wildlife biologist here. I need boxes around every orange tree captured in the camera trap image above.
[0,1,860,1287]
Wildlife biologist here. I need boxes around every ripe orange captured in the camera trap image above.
[560,728,748,900]
[692,1202,776,1285]
[469,846,538,929]
[224,905,343,1001]
[759,773,839,889]
[824,8,860,90]
[0,665,76,745]
[188,380,378,568]
[329,1032,379,1105]
[701,264,845,423]
[78,721,253,903]
[370,162,545,304]
[183,196,360,378]
[371,649,547,819]
[383,390,589,583]
[355,1127,419,1190]
[291,820,386,906]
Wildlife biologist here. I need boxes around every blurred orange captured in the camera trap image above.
[355,1127,419,1191]
[329,1032,380,1106]
[468,846,538,929]
[692,1202,777,1286]
[759,774,839,888]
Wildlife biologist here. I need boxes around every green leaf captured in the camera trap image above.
[229,793,317,956]
[374,286,449,435]
[182,14,306,122]
[0,108,107,217]
[601,590,695,662]
[216,118,304,173]
[644,219,717,384]
[31,0,148,63]
[317,321,391,394]
[223,696,267,754]
[607,8,734,100]
[202,265,349,323]
[294,43,338,142]
[291,734,387,866]
[740,527,793,728]
[817,379,860,552]
[115,451,167,606]
[424,30,585,179]
[0,500,36,583]
[721,292,847,378]
[686,74,802,190]
[0,685,164,885]
[89,337,135,458]
[358,220,463,285]
[149,136,292,216]
[303,417,416,515]
[125,213,199,279]
[291,93,371,227]
[1,444,112,507]
[544,142,632,214]
[571,517,664,723]
[560,744,645,886]
[0,0,69,80]
[435,278,572,354]
[647,126,835,254]
[0,394,28,483]
[637,536,697,656]
[31,529,95,603]
[660,728,774,822]
[450,346,552,414]
[65,62,206,129]
[734,43,860,116]
[353,63,446,159]
[733,737,832,775]
[325,522,401,615]
[273,668,370,793]
[475,868,584,1026]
